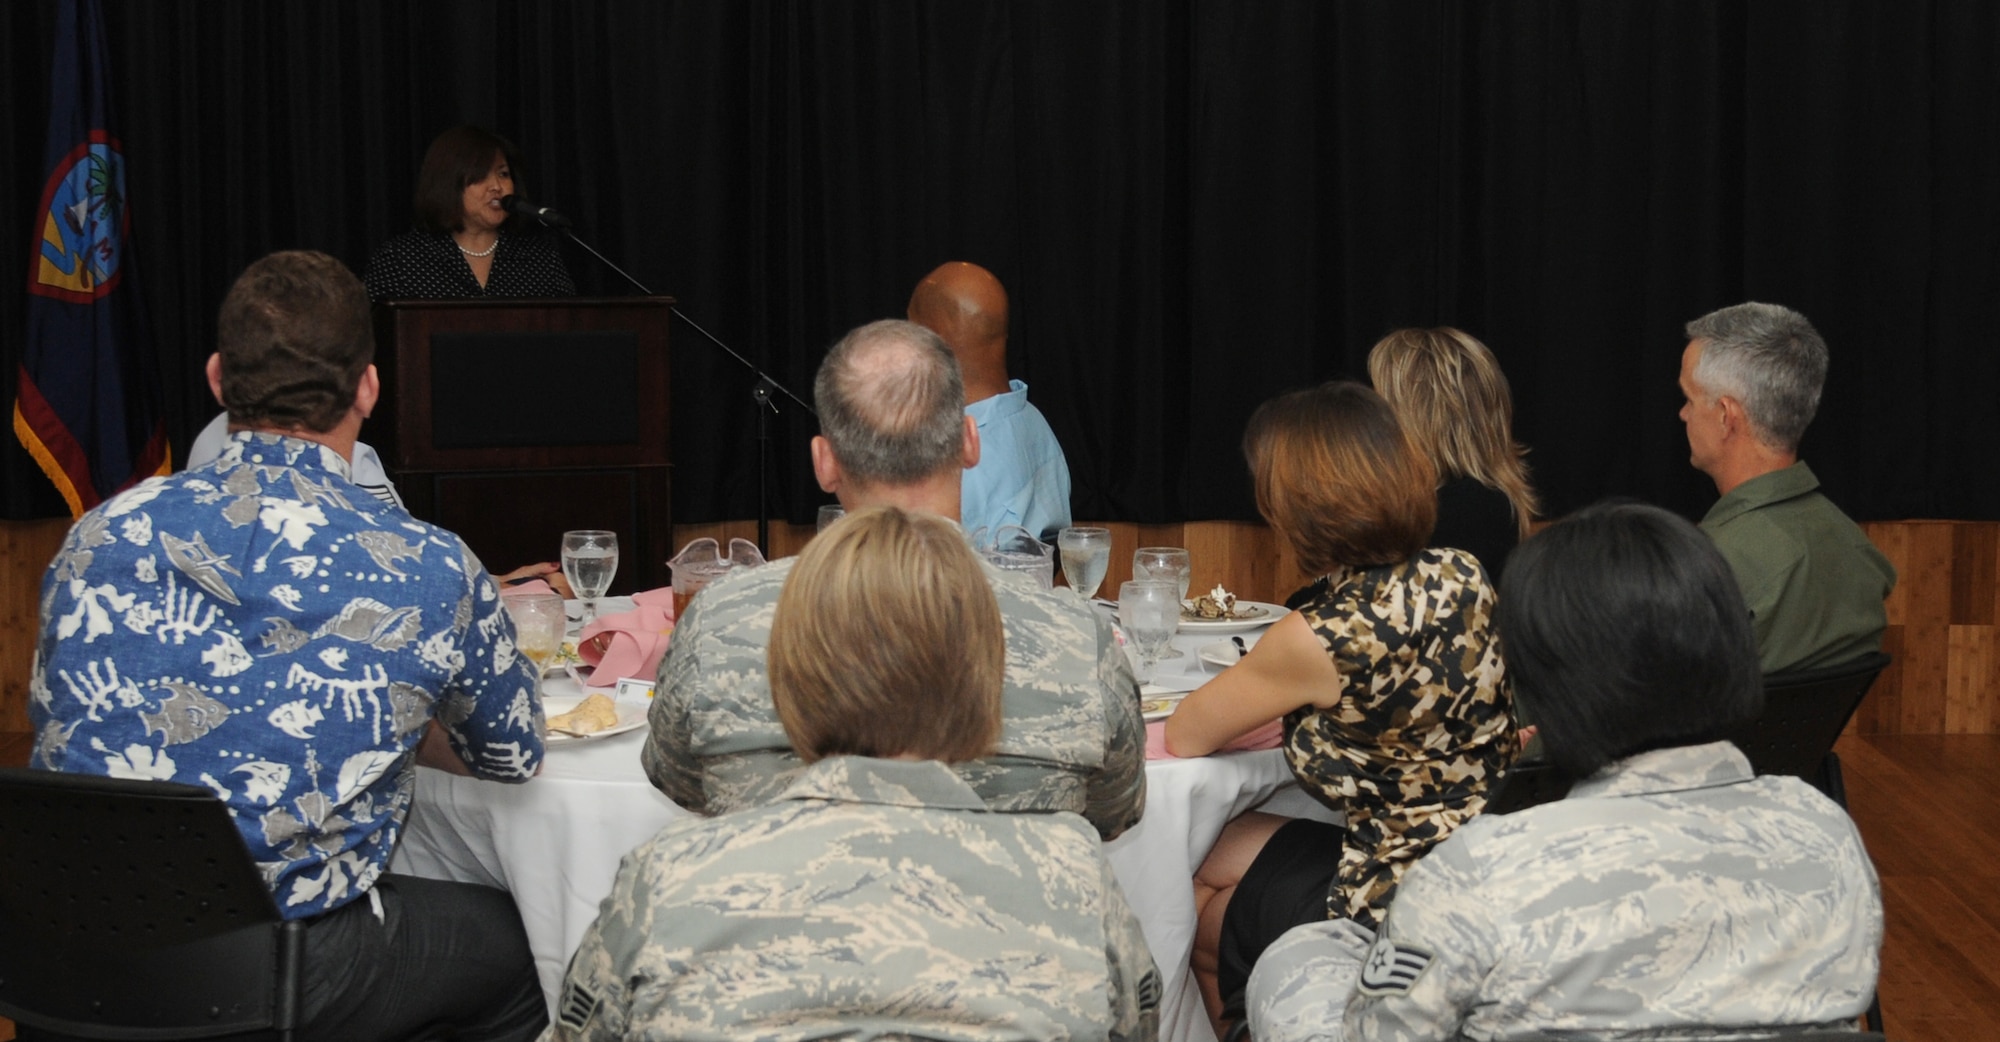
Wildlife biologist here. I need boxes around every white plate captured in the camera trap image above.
[1177,601,1289,634]
[543,693,649,744]
[1198,634,1262,669]
[1140,693,1188,722]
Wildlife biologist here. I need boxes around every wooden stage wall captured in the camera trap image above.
[4,517,1995,737]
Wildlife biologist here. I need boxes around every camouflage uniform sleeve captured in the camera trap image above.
[1098,852,1162,1042]
[543,851,650,1042]
[1246,918,1376,1042]
[1340,837,1495,1041]
[1085,609,1147,840]
[641,595,710,812]
[439,541,544,782]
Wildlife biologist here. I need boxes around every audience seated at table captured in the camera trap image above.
[1676,301,1896,674]
[1164,381,1516,1035]
[1248,501,1884,1041]
[642,318,1146,840]
[29,250,548,1042]
[547,506,1160,1040]
[907,260,1073,543]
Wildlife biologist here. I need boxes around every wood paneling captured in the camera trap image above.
[7,518,1997,736]
[0,519,68,734]
[1859,521,2000,736]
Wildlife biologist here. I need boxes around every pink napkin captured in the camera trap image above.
[1144,718,1284,760]
[576,588,678,685]
[500,579,560,598]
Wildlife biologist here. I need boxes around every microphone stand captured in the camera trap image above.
[553,221,813,557]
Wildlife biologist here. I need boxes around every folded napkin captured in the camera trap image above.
[1144,718,1284,760]
[499,578,560,598]
[575,587,677,686]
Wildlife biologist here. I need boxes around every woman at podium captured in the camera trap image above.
[363,125,575,301]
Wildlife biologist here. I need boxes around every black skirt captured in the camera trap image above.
[1216,817,1346,1011]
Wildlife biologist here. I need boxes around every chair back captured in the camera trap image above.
[0,766,302,1040]
[1725,652,1891,782]
[1485,758,1573,815]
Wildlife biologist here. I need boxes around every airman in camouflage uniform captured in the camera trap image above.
[642,555,1147,839]
[546,755,1161,1042]
[1286,547,1515,928]
[1247,741,1883,1041]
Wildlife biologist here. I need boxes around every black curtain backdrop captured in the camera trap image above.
[5,1,1996,527]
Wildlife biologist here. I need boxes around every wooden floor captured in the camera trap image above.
[0,731,1992,1041]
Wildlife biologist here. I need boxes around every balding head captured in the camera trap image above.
[907,262,1009,398]
[812,319,968,488]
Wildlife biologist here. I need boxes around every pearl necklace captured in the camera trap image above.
[457,236,499,258]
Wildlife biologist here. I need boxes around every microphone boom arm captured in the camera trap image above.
[557,226,813,416]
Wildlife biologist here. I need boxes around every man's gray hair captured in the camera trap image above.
[1684,301,1828,453]
[813,319,967,486]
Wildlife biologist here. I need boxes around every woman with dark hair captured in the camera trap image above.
[362,125,575,301]
[1248,502,1882,1041]
[1165,381,1515,1033]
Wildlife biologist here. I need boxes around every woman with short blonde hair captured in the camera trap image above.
[769,504,1003,763]
[550,504,1162,1039]
[1368,327,1539,577]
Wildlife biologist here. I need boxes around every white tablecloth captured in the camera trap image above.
[394,619,1333,1042]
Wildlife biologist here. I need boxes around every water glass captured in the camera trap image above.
[1119,579,1180,684]
[501,591,565,738]
[1058,526,1112,600]
[1133,547,1192,658]
[561,530,619,624]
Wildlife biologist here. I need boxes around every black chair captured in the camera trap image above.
[0,767,304,1041]
[1725,651,1892,801]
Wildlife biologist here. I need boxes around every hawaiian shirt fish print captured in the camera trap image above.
[30,432,543,920]
[1287,548,1514,928]
[546,755,1161,1042]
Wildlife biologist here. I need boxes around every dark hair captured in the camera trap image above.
[1242,381,1436,574]
[411,125,521,233]
[216,250,374,433]
[769,506,1004,763]
[1498,500,1763,778]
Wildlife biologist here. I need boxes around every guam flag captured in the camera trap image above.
[14,0,168,517]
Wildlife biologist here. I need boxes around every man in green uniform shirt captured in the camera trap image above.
[1677,301,1897,673]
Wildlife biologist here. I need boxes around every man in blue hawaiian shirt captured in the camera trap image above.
[30,250,548,1042]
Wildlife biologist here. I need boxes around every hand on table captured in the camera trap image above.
[498,561,574,598]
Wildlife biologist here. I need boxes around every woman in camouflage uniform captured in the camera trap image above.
[1165,382,1516,1033]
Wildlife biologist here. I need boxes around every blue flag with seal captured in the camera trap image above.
[15,0,169,518]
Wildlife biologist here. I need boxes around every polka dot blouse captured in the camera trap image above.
[362,227,577,302]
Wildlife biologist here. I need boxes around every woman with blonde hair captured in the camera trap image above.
[549,506,1159,1040]
[1165,382,1515,1035]
[1367,326,1539,579]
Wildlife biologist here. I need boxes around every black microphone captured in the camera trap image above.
[500,194,573,229]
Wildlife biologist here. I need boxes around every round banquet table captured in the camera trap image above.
[393,612,1334,1042]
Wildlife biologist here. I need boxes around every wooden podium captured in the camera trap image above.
[372,297,673,593]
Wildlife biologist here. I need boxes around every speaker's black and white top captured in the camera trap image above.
[363,226,575,302]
